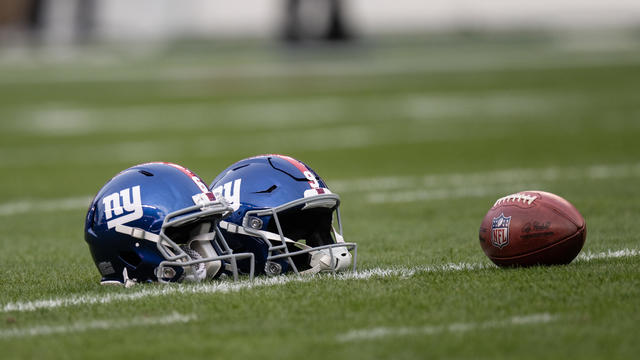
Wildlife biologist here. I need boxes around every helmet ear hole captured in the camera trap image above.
[118,250,142,268]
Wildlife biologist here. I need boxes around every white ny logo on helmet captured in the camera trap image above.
[103,185,143,229]
[212,179,241,211]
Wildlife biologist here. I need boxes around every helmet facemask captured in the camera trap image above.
[114,200,255,284]
[221,194,357,276]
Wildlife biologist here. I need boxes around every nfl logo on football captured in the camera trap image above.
[491,213,511,249]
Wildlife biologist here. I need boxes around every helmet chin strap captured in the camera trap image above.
[219,220,350,274]
[219,220,310,249]
[100,267,138,288]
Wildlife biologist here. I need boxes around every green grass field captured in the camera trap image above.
[1,33,640,359]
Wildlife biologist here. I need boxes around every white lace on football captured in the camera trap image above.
[494,193,538,206]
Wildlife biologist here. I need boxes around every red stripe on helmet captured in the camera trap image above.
[139,162,211,194]
[251,154,320,189]
[273,154,310,174]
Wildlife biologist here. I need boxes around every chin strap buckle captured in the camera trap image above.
[102,267,138,287]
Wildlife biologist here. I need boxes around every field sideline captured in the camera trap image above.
[1,34,639,359]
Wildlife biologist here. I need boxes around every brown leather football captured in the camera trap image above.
[479,190,586,267]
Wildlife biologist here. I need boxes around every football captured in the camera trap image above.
[479,190,586,267]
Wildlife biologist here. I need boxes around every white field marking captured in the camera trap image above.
[401,93,557,121]
[1,248,637,314]
[341,162,640,204]
[22,109,95,135]
[1,162,640,216]
[332,162,640,194]
[8,97,348,136]
[0,312,195,339]
[2,92,564,136]
[2,48,640,85]
[575,248,640,262]
[0,196,92,217]
[336,313,556,342]
[0,139,174,168]
[365,184,538,204]
[0,124,375,167]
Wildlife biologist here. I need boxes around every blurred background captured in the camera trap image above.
[1,0,640,50]
[2,0,640,46]
[1,0,639,211]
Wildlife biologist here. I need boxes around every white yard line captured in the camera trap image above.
[4,92,558,136]
[1,248,637,314]
[352,162,640,204]
[0,312,195,339]
[0,196,92,216]
[365,185,530,204]
[0,125,381,167]
[7,97,348,136]
[331,162,640,193]
[2,162,640,216]
[575,248,639,262]
[336,313,556,342]
[2,50,640,85]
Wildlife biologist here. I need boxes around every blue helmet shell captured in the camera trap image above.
[210,154,354,275]
[211,154,328,222]
[85,162,227,284]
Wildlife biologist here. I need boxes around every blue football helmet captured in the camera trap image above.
[84,162,254,286]
[210,154,357,276]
